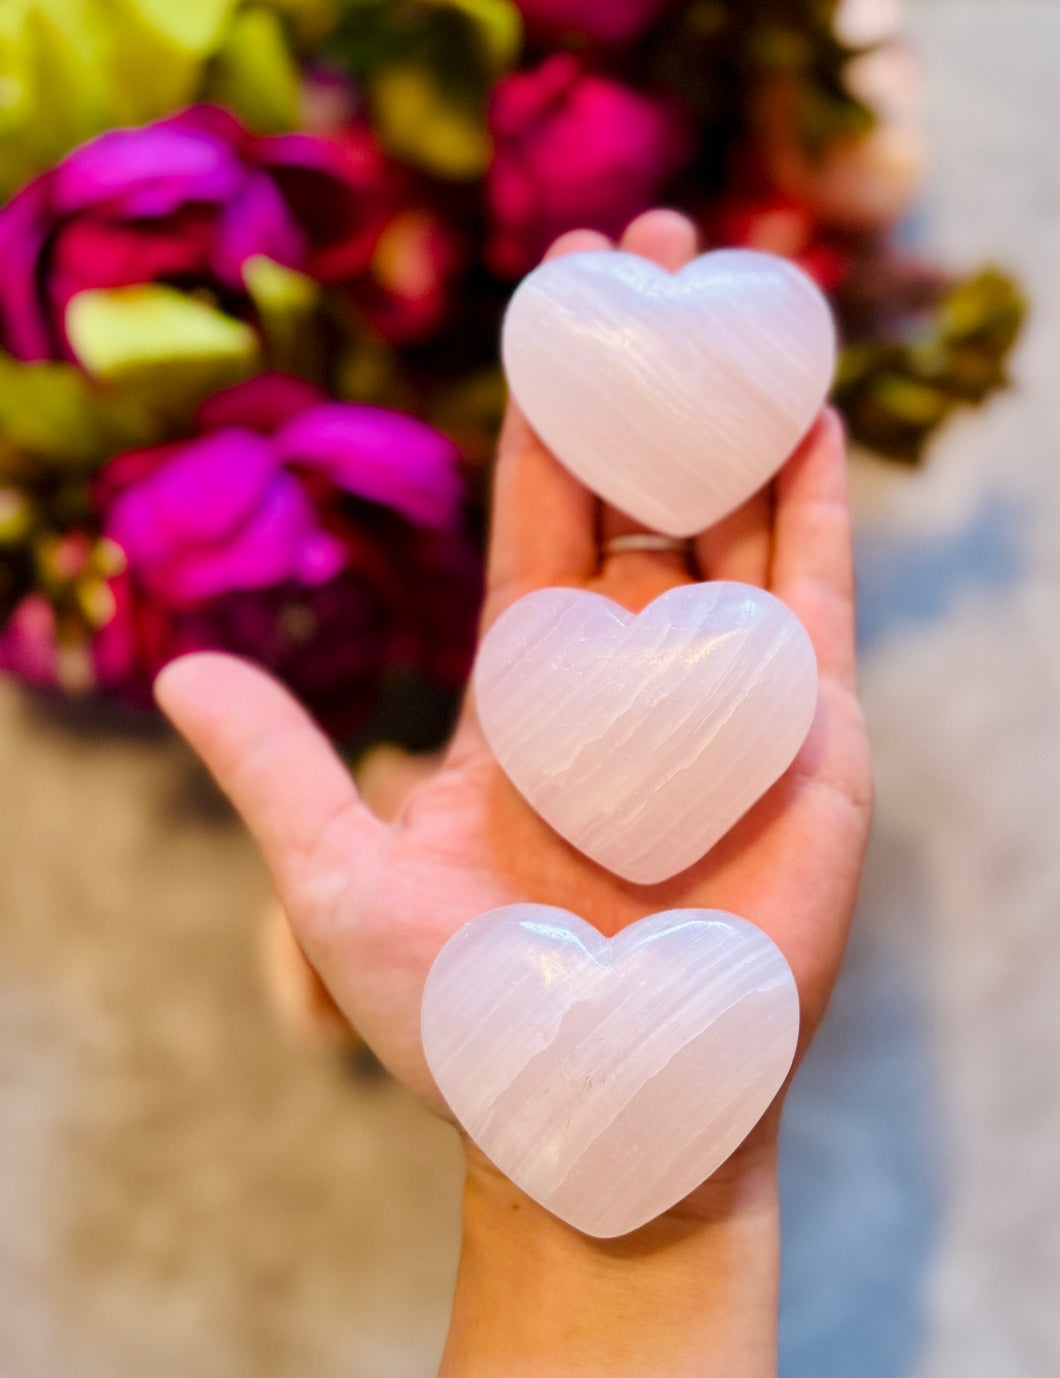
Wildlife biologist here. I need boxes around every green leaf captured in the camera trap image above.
[0,489,33,544]
[202,6,301,134]
[125,0,235,54]
[243,254,320,316]
[835,262,1027,463]
[0,0,239,196]
[324,0,519,178]
[259,0,342,47]
[107,0,238,124]
[242,255,324,377]
[938,268,1027,352]
[0,1,36,142]
[0,352,155,472]
[372,63,491,179]
[867,374,952,427]
[0,0,114,193]
[434,0,522,71]
[65,285,261,419]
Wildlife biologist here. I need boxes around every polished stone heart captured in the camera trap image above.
[502,248,836,537]
[474,582,818,884]
[422,904,800,1238]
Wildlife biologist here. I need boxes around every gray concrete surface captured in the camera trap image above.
[2,4,1059,1373]
[0,701,464,1377]
[783,6,1060,1374]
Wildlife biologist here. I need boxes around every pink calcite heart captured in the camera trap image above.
[474,582,818,884]
[421,904,800,1238]
[502,247,836,537]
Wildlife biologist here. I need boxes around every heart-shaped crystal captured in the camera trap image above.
[474,582,818,884]
[502,248,836,537]
[422,904,800,1238]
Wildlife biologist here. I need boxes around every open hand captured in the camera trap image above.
[157,210,872,1166]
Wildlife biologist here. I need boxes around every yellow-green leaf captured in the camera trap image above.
[429,0,522,71]
[243,255,323,377]
[0,352,155,470]
[66,285,260,418]
[121,0,236,57]
[202,6,300,134]
[372,63,491,180]
[0,0,241,196]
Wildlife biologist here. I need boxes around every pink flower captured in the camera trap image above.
[0,106,394,363]
[84,375,481,734]
[486,55,693,278]
[512,0,676,43]
[0,596,62,688]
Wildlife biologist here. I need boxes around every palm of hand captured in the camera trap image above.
[158,213,871,1126]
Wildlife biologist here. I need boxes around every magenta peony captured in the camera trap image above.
[83,374,481,733]
[0,105,394,363]
[511,0,676,43]
[486,55,693,278]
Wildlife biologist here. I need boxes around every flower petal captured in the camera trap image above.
[276,404,465,530]
[147,471,339,602]
[212,170,306,284]
[53,125,244,218]
[195,373,325,434]
[104,428,282,569]
[50,210,217,317]
[259,128,391,281]
[0,176,57,360]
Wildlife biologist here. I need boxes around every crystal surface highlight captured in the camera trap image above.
[422,904,800,1238]
[502,248,836,537]
[474,582,818,884]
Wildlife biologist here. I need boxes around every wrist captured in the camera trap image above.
[440,1134,782,1378]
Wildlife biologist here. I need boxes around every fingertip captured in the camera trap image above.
[621,209,700,271]
[154,651,258,722]
[543,228,613,262]
[823,402,847,444]
[153,652,327,783]
[813,405,848,461]
[154,651,220,715]
[154,651,379,884]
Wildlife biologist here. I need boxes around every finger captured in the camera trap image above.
[597,211,701,584]
[694,486,774,586]
[542,228,613,264]
[155,653,385,897]
[485,228,612,613]
[620,207,700,272]
[769,409,857,691]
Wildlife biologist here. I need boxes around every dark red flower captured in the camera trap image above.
[511,0,677,44]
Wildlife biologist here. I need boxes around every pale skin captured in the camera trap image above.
[157,209,873,1377]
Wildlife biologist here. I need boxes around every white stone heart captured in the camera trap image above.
[474,582,818,884]
[422,904,800,1238]
[502,248,836,537]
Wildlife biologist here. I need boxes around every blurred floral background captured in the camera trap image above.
[2,5,1057,1377]
[0,0,1026,742]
